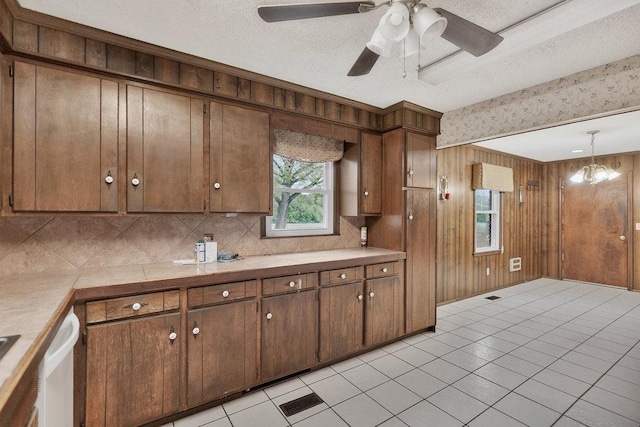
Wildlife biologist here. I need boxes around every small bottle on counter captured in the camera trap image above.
[195,240,206,263]
[360,226,368,248]
[203,233,217,263]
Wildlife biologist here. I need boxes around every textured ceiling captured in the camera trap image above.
[15,0,640,160]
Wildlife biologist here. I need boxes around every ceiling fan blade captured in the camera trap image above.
[258,1,375,22]
[347,47,379,76]
[433,7,504,57]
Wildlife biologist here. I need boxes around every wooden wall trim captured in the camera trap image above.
[0,0,440,134]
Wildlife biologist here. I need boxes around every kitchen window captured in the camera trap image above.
[265,154,335,237]
[474,189,501,253]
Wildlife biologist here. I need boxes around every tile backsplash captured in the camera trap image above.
[0,215,364,277]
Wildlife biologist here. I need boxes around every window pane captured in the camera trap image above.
[476,213,492,248]
[475,189,491,211]
[272,192,326,230]
[273,155,325,190]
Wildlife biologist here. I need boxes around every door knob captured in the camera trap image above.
[620,235,626,241]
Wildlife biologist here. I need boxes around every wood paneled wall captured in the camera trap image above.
[436,146,544,303]
[544,152,640,291]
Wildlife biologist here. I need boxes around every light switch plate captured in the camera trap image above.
[636,223,640,231]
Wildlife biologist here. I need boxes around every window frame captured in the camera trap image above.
[474,189,502,255]
[264,156,336,238]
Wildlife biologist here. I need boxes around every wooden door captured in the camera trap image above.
[405,189,436,332]
[186,300,257,407]
[261,290,317,381]
[562,176,630,287]
[319,282,364,362]
[127,86,204,212]
[13,62,118,211]
[85,313,181,427]
[405,132,436,189]
[365,276,403,346]
[360,132,382,215]
[210,102,270,213]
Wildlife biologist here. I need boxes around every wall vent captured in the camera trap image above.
[509,257,522,272]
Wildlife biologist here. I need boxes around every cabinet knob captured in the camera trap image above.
[169,326,177,344]
[408,214,414,220]
[192,326,200,336]
[620,235,626,241]
[222,290,230,298]
[369,291,375,298]
[358,294,363,301]
[289,281,296,288]
[131,173,140,187]
[266,312,273,320]
[105,171,114,185]
[408,170,414,176]
[132,302,141,311]
[382,267,388,273]
[214,182,221,189]
[363,190,369,197]
[340,273,347,279]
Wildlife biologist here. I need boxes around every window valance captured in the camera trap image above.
[273,129,344,163]
[472,163,514,192]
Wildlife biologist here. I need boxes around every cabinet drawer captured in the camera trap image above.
[366,262,399,279]
[86,290,179,324]
[188,280,257,308]
[320,267,363,286]
[262,273,317,295]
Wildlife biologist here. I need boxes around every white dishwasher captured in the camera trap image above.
[36,310,80,427]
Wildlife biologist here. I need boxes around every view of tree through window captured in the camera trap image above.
[270,155,332,234]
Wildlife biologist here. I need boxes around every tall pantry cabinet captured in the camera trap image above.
[367,128,437,333]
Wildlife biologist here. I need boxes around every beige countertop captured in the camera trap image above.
[0,247,405,413]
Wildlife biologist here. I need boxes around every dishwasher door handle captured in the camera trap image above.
[42,312,80,378]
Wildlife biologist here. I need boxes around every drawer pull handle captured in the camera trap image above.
[382,267,388,273]
[131,173,140,187]
[266,312,273,320]
[340,273,347,279]
[408,213,414,220]
[358,294,363,301]
[289,281,296,288]
[222,290,230,298]
[169,326,177,344]
[364,190,369,197]
[126,302,147,311]
[192,326,200,336]
[213,182,221,189]
[105,170,114,185]
[408,170,414,176]
[369,291,375,298]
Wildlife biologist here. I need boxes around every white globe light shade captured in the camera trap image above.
[366,27,393,57]
[413,5,447,44]
[379,3,410,41]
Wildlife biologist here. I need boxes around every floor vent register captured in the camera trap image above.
[485,295,501,300]
[279,392,324,417]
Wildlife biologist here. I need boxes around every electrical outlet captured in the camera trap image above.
[486,267,490,276]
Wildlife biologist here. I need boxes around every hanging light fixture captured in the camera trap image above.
[570,130,620,185]
[366,1,447,60]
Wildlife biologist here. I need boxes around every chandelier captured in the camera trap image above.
[569,130,620,185]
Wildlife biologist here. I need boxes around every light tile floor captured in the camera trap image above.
[164,278,640,427]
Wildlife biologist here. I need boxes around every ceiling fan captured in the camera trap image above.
[258,1,504,77]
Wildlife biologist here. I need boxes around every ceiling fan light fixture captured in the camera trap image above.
[366,27,393,57]
[412,3,447,45]
[379,2,410,41]
[402,27,420,57]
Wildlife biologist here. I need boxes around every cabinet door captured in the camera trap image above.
[319,282,364,362]
[360,132,382,215]
[85,313,181,427]
[187,300,257,407]
[365,276,403,346]
[405,190,436,332]
[13,62,118,211]
[405,132,436,189]
[210,102,270,213]
[127,86,204,212]
[261,290,317,380]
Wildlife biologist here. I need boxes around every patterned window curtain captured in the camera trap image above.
[472,163,514,192]
[273,129,344,163]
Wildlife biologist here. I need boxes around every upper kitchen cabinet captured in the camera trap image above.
[384,128,436,189]
[209,102,270,214]
[340,132,382,216]
[127,86,205,212]
[12,62,118,212]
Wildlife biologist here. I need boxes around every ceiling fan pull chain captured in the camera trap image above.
[403,38,407,78]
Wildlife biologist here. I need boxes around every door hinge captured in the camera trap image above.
[8,65,13,77]
[82,331,87,345]
[316,349,320,362]
[256,301,259,312]
[8,194,12,207]
[203,104,207,114]
[203,199,206,210]
[561,252,565,262]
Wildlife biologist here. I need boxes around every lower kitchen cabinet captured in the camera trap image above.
[261,289,318,381]
[365,274,404,346]
[187,299,257,407]
[319,281,364,362]
[85,312,181,427]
